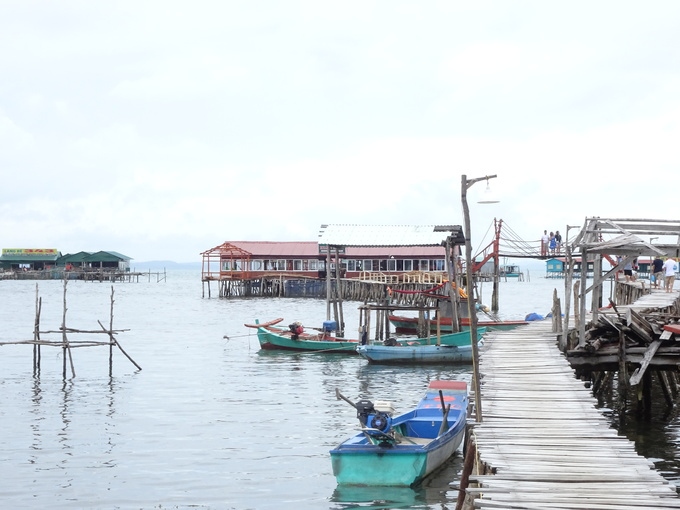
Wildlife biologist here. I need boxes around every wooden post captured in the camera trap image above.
[33,284,42,375]
[61,280,76,378]
[659,371,674,408]
[579,247,588,348]
[326,249,332,320]
[642,370,653,419]
[573,280,581,346]
[592,254,602,322]
[334,246,345,336]
[562,237,574,350]
[618,328,628,422]
[445,238,460,333]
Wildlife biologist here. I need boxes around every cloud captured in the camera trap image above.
[1,1,679,262]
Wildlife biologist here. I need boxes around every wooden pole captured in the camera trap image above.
[326,249,331,321]
[445,237,460,333]
[462,173,497,423]
[61,280,76,378]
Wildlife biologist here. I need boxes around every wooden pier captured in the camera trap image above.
[459,317,680,509]
[1,268,167,282]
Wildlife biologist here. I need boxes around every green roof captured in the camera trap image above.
[82,251,132,262]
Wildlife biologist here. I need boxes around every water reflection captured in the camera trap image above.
[329,454,464,509]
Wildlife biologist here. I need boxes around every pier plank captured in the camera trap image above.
[464,319,680,509]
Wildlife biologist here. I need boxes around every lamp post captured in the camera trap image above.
[461,174,497,423]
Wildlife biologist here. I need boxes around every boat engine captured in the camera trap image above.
[288,321,304,340]
[354,399,392,435]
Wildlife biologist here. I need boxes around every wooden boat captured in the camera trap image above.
[244,318,482,353]
[329,380,468,487]
[389,314,527,334]
[244,318,360,353]
[356,339,483,364]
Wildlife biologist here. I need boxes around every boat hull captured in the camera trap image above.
[246,320,483,353]
[330,380,467,487]
[256,327,359,353]
[399,328,485,347]
[356,343,477,364]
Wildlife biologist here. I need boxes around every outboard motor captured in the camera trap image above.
[288,321,304,340]
[354,399,392,435]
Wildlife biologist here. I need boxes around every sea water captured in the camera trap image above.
[0,271,676,509]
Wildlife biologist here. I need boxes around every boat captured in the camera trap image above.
[329,380,468,487]
[499,264,523,278]
[388,314,527,335]
[244,318,361,353]
[355,334,484,365]
[245,318,483,353]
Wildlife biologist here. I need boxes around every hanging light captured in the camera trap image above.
[477,178,500,204]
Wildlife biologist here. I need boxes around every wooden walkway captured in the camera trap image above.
[466,319,680,509]
[605,286,680,314]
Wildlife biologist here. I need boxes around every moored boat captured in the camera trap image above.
[244,318,360,353]
[389,314,527,334]
[330,380,468,487]
[356,330,484,365]
[244,318,484,353]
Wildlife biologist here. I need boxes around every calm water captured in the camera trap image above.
[0,271,676,509]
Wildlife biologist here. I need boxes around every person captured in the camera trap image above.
[652,255,664,289]
[616,256,623,280]
[548,232,557,255]
[554,230,562,254]
[623,259,634,282]
[540,230,549,257]
[663,257,678,293]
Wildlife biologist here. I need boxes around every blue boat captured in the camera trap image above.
[330,380,468,487]
[355,329,485,365]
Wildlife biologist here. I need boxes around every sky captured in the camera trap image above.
[1,2,679,263]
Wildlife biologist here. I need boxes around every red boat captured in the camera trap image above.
[388,314,528,334]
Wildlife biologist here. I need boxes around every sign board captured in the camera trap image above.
[2,248,59,257]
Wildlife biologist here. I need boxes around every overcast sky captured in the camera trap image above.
[2,2,679,263]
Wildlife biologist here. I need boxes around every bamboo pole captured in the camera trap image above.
[61,280,76,378]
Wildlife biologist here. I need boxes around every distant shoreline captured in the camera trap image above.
[131,261,201,270]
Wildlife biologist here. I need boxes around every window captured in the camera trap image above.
[363,260,374,271]
[309,259,319,270]
[346,260,356,271]
[387,258,397,271]
[251,260,263,270]
[293,260,302,271]
[420,259,429,271]
[403,260,413,271]
[276,260,286,270]
[434,259,445,271]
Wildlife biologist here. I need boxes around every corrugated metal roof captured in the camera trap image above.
[83,251,132,262]
[317,224,461,247]
[226,241,445,257]
[229,242,319,257]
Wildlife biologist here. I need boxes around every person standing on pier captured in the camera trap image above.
[549,232,557,255]
[623,259,634,282]
[541,230,549,257]
[662,256,678,292]
[652,256,664,289]
[554,230,562,254]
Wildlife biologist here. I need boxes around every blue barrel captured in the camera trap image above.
[323,320,337,332]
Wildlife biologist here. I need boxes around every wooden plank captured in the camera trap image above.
[466,320,680,509]
[629,339,663,385]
